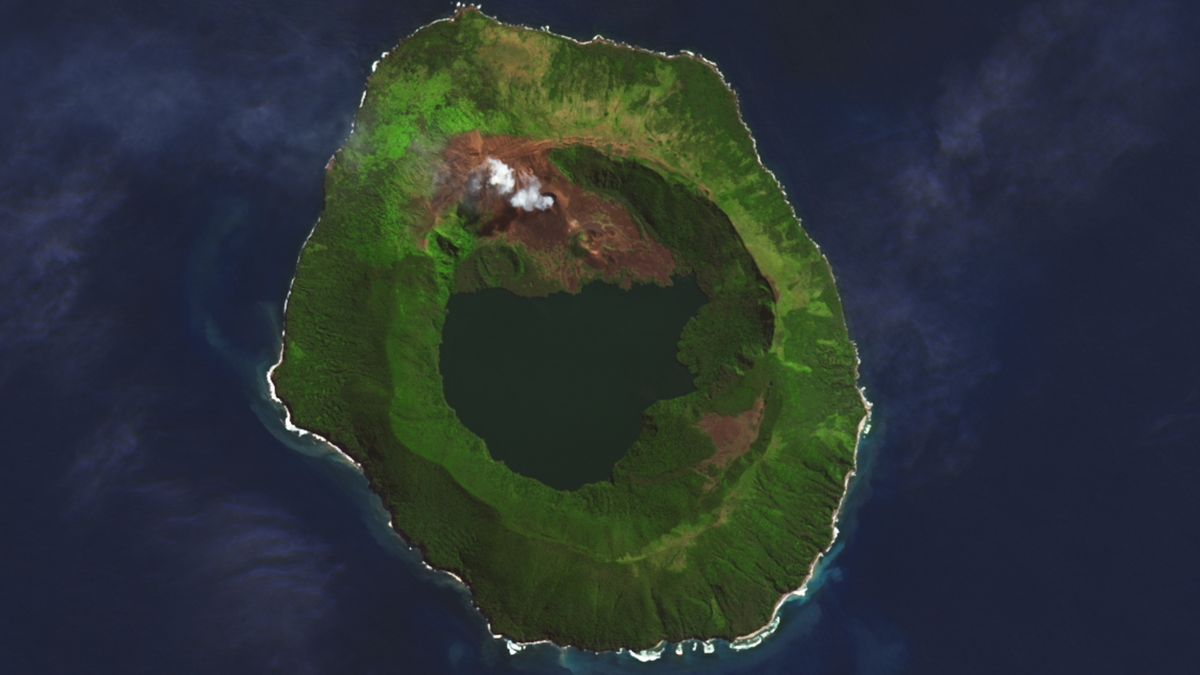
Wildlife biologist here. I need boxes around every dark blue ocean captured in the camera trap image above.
[3,1,1199,672]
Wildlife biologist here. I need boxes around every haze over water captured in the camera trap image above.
[3,1,1198,673]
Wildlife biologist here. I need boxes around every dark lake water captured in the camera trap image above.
[440,279,706,489]
[4,0,1199,673]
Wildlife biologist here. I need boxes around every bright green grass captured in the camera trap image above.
[272,9,866,650]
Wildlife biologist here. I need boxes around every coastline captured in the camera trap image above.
[729,378,872,650]
[264,5,873,660]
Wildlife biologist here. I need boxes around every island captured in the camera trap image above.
[270,7,869,652]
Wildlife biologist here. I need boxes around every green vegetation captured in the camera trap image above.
[551,146,775,410]
[272,8,866,650]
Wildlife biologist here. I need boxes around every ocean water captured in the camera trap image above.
[3,0,1199,673]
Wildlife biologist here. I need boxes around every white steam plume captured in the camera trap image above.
[479,157,554,211]
[509,176,555,211]
[485,157,515,194]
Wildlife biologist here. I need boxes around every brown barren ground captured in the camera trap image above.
[697,395,767,476]
[434,132,677,290]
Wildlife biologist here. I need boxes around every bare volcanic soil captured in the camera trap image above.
[434,132,678,290]
[272,9,870,650]
[697,395,767,481]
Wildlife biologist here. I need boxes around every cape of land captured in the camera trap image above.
[271,8,868,651]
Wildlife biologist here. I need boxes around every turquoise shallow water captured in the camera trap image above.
[4,0,1199,673]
